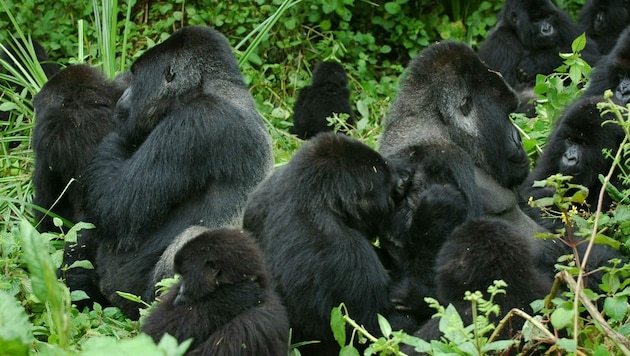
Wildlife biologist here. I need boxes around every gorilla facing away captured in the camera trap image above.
[243,132,417,356]
[403,217,552,352]
[33,64,123,310]
[377,41,544,320]
[578,0,630,55]
[32,64,121,233]
[290,61,355,139]
[142,228,289,356]
[82,25,273,318]
[584,26,630,102]
[478,0,600,92]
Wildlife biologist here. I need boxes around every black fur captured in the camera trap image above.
[290,61,355,139]
[83,25,273,318]
[243,132,417,355]
[142,228,289,356]
[584,27,630,103]
[578,0,630,55]
[478,0,600,91]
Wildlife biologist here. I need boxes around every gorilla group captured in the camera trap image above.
[33,26,274,320]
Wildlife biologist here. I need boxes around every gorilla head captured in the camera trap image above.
[585,27,630,104]
[579,0,630,54]
[501,0,567,50]
[380,41,528,189]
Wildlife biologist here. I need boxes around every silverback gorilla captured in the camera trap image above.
[142,228,289,356]
[82,26,273,318]
[243,132,417,355]
[378,41,550,322]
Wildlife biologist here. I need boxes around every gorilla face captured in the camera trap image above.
[586,27,630,103]
[506,0,562,50]
[382,41,528,189]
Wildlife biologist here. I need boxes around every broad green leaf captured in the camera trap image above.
[330,305,346,347]
[603,295,628,321]
[377,313,392,337]
[0,290,32,356]
[550,306,574,329]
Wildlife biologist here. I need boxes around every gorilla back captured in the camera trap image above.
[83,26,273,318]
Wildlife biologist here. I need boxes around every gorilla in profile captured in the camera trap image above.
[243,132,417,355]
[578,0,630,54]
[478,0,600,91]
[142,228,289,356]
[378,41,548,321]
[82,26,273,318]
[290,61,355,139]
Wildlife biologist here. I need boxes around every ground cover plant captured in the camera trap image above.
[1,0,629,354]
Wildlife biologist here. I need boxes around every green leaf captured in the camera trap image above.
[330,305,346,347]
[339,345,360,356]
[571,33,586,52]
[0,290,32,356]
[557,338,577,352]
[384,2,401,14]
[603,295,628,321]
[550,306,574,329]
[377,313,392,337]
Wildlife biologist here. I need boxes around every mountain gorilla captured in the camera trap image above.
[82,26,273,318]
[32,65,122,233]
[478,0,600,92]
[290,61,355,139]
[402,217,552,351]
[142,228,289,356]
[578,0,630,55]
[378,41,550,322]
[584,27,630,101]
[520,96,625,220]
[243,132,417,355]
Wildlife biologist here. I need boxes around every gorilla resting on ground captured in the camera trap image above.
[520,96,626,224]
[142,228,289,356]
[243,132,417,356]
[402,217,552,354]
[584,26,630,102]
[377,41,545,321]
[82,25,273,319]
[290,61,355,139]
[32,64,122,233]
[478,0,600,92]
[578,0,630,55]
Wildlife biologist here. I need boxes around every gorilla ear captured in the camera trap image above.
[205,260,221,278]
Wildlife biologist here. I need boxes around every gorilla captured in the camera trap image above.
[142,228,289,356]
[520,96,626,224]
[243,132,417,355]
[378,41,553,321]
[578,0,630,55]
[402,217,552,352]
[290,61,355,139]
[584,26,630,102]
[82,26,273,318]
[478,0,600,92]
[1,38,59,148]
[32,64,121,233]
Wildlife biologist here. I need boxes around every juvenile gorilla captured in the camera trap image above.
[403,217,552,351]
[243,132,417,355]
[584,27,630,102]
[478,0,600,91]
[520,96,625,223]
[578,0,630,54]
[290,61,355,139]
[83,26,273,318]
[32,64,121,233]
[142,228,289,356]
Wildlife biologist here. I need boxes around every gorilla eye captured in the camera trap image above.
[460,96,473,116]
[510,11,518,24]
[165,66,176,82]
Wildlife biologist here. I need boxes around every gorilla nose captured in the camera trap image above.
[540,22,554,37]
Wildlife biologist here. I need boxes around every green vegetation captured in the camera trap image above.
[1,0,629,354]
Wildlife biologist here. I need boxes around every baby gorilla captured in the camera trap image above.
[290,61,355,139]
[142,228,289,356]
